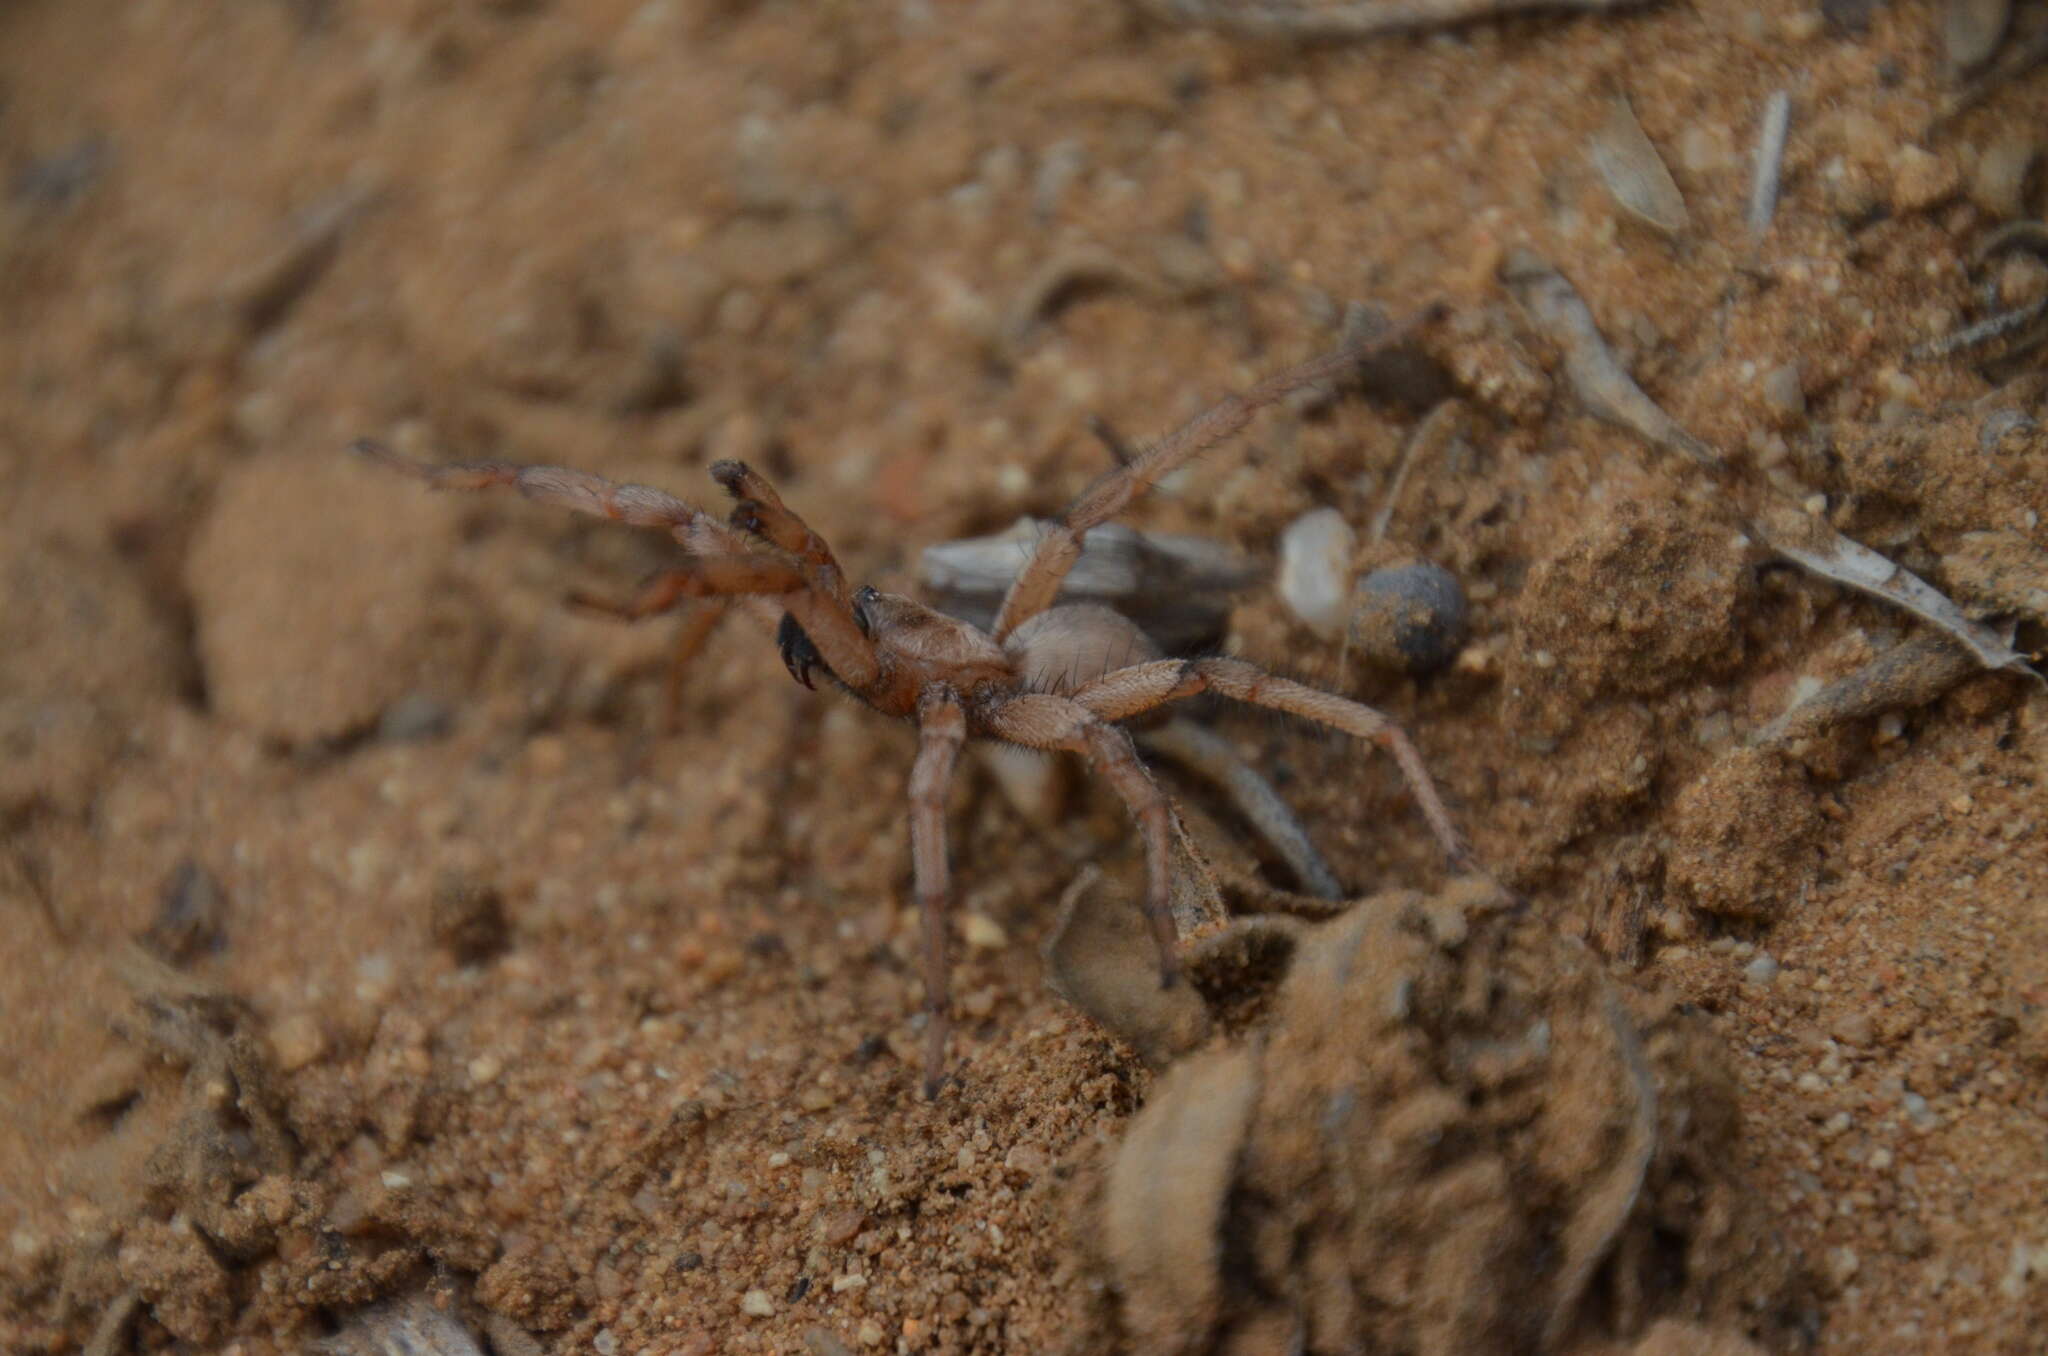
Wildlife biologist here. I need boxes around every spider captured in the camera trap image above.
[352,310,1469,1094]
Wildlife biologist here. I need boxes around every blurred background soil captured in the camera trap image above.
[2,0,2045,1351]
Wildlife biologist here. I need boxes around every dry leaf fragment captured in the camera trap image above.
[1589,95,1690,237]
[1754,632,1981,748]
[1750,504,2032,674]
[1499,249,1720,466]
[1043,865,1213,1068]
[1102,1045,1261,1353]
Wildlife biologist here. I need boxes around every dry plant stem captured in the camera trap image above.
[1748,90,1791,237]
[1144,0,1651,39]
[1370,398,1461,541]
[990,307,1443,639]
[910,689,967,1096]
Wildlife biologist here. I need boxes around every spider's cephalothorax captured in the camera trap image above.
[350,310,1469,1095]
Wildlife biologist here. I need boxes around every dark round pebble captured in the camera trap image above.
[1350,562,1469,676]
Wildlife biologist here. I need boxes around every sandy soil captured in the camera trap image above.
[2,1,2045,1352]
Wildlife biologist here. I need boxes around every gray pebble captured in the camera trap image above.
[1761,362,1806,425]
[1979,407,2036,452]
[1744,952,1780,985]
[379,692,454,743]
[144,859,228,964]
[1349,562,1469,676]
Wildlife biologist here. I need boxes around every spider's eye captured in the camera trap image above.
[852,585,879,635]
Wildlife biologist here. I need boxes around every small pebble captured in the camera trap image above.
[377,692,454,743]
[594,1330,619,1356]
[1277,508,1357,639]
[1760,362,1806,426]
[742,1289,777,1318]
[1979,408,2036,452]
[1350,562,1469,676]
[961,912,1008,952]
[857,1320,886,1347]
[144,858,228,964]
[1997,254,2048,310]
[1971,138,2038,220]
[1890,145,1958,213]
[1945,0,2013,75]
[1831,1010,1875,1046]
[269,1013,327,1073]
[1828,1245,1861,1287]
[1744,953,1780,985]
[430,872,511,965]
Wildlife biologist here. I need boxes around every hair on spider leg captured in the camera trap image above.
[350,311,1472,1095]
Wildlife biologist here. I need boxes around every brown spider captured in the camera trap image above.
[352,311,1468,1094]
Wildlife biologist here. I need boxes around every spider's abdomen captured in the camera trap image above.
[1002,603,1164,697]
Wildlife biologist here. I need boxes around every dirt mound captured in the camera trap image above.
[1080,882,1800,1355]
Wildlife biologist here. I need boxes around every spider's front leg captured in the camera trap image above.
[909,686,968,1097]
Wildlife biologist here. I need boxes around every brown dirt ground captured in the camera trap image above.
[3,0,2046,1352]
